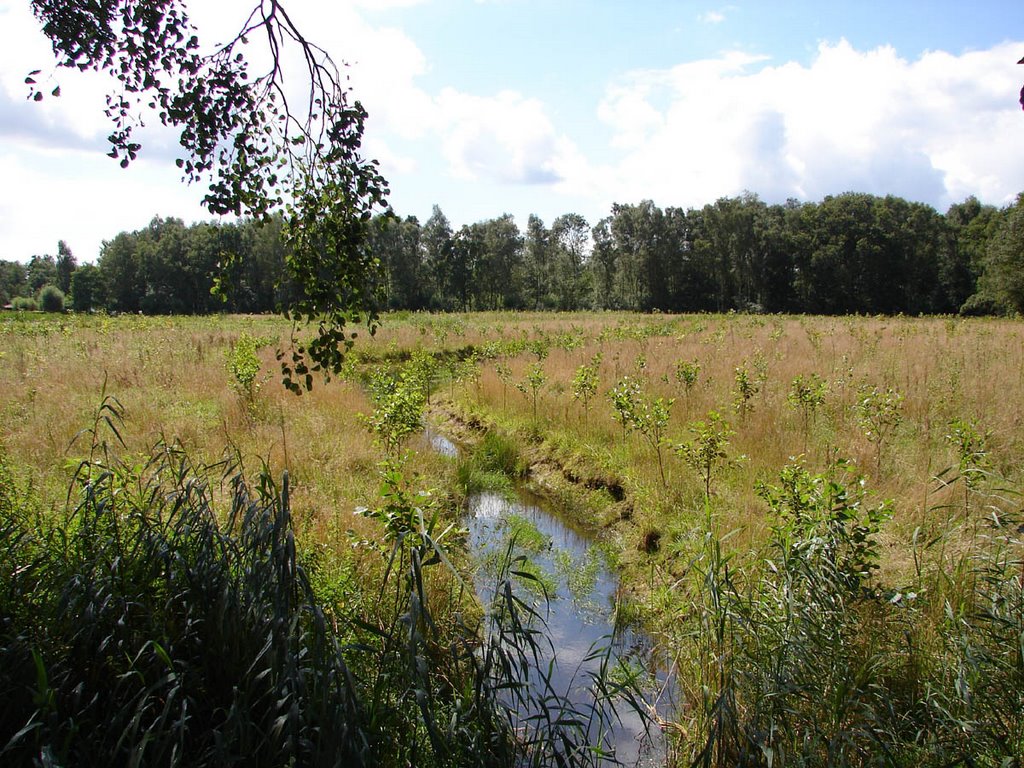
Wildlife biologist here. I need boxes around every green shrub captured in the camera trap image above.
[684,460,895,766]
[959,291,1007,316]
[363,365,427,456]
[11,296,38,311]
[227,332,271,404]
[37,284,65,313]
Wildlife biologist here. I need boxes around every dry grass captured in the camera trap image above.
[3,309,1020,578]
[0,313,448,558]
[423,312,1024,582]
[3,309,1023,766]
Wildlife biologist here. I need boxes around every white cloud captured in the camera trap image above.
[698,6,737,24]
[350,0,429,8]
[364,136,418,175]
[4,0,1023,261]
[434,88,574,185]
[0,148,208,262]
[583,39,1024,211]
[0,2,201,261]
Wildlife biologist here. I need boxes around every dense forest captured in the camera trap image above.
[3,190,1023,317]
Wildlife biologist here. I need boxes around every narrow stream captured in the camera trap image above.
[425,427,666,766]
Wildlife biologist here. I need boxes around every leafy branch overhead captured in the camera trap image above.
[27,0,390,391]
[1020,54,1024,109]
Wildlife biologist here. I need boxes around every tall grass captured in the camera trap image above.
[0,394,647,766]
[4,310,1024,766]
[1,414,371,765]
[658,459,1023,766]
[456,430,527,495]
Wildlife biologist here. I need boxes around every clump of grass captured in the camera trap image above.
[456,430,527,495]
[504,512,551,553]
[555,548,603,607]
[476,431,527,477]
[1,447,370,765]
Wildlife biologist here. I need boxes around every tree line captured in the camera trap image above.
[3,190,1022,317]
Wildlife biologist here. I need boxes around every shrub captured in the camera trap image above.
[11,296,38,311]
[675,410,736,499]
[38,284,65,313]
[685,460,895,766]
[227,332,271,404]
[363,365,427,456]
[959,291,1006,316]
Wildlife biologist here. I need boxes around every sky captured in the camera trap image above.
[1,0,1023,263]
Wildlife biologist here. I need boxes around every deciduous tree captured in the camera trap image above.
[28,0,389,391]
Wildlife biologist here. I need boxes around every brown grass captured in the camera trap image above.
[426,312,1024,582]
[2,309,1021,584]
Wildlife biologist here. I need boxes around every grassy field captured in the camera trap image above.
[1,309,1022,766]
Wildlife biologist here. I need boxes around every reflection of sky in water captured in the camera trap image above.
[468,491,664,766]
[424,426,459,458]
[422,426,667,765]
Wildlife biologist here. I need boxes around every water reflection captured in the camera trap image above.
[468,492,660,766]
[424,425,666,765]
[424,425,459,458]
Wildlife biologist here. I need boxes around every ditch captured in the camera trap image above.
[425,426,670,766]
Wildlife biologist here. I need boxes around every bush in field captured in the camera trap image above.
[621,387,674,487]
[732,365,759,419]
[854,384,903,474]
[227,332,266,404]
[526,336,550,361]
[458,351,483,400]
[758,459,890,595]
[494,362,513,412]
[38,284,65,313]
[685,460,893,766]
[675,411,736,499]
[608,376,642,445]
[11,296,38,311]
[515,361,547,424]
[943,417,992,515]
[571,353,601,428]
[787,373,828,444]
[408,347,440,405]
[673,359,701,395]
[364,366,427,457]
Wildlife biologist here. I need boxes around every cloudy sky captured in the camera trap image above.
[1,0,1023,263]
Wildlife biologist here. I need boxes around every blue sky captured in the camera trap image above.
[1,0,1023,263]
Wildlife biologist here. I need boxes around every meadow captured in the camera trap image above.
[1,310,1021,766]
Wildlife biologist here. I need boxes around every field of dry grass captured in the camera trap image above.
[0,312,457,559]
[3,309,1022,765]
[3,308,1022,588]
[403,313,1023,577]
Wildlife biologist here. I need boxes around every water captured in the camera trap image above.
[424,426,667,765]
